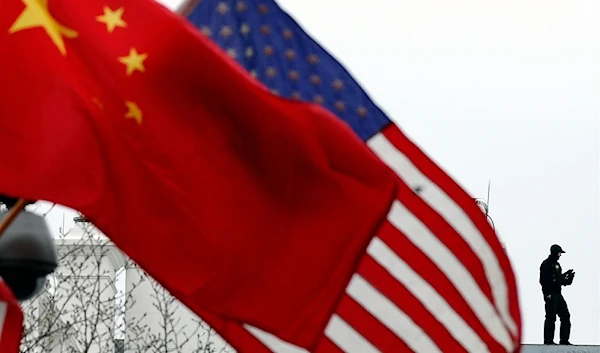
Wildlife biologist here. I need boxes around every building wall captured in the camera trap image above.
[521,344,600,353]
[22,223,231,353]
[124,265,232,352]
[21,225,125,353]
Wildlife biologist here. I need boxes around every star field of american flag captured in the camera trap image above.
[182,1,522,352]
[184,0,389,142]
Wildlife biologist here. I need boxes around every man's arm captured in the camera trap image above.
[562,269,575,286]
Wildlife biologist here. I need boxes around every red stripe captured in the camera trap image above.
[358,158,497,320]
[358,254,466,352]
[314,336,345,353]
[335,295,412,352]
[377,222,505,352]
[382,125,521,334]
[195,311,273,353]
[394,176,495,305]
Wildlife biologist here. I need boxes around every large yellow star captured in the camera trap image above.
[118,48,147,76]
[96,6,126,33]
[125,101,142,125]
[9,0,78,56]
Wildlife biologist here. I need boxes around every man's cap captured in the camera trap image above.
[550,244,565,254]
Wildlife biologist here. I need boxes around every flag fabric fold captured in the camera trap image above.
[180,0,523,352]
[0,279,23,353]
[0,0,397,348]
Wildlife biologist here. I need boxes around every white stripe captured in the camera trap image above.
[0,302,6,340]
[368,133,517,336]
[347,275,441,353]
[368,237,490,353]
[245,325,308,353]
[387,201,514,351]
[247,314,381,353]
[325,315,380,353]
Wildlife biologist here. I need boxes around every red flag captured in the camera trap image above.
[0,279,23,353]
[0,0,397,348]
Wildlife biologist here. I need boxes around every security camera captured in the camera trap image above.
[0,211,58,301]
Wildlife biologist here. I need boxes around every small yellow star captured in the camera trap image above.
[125,101,142,125]
[9,0,78,56]
[96,6,127,33]
[91,97,103,110]
[118,48,147,76]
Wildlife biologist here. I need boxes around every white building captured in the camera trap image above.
[21,222,231,353]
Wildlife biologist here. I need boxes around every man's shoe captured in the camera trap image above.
[559,341,572,345]
[544,341,557,345]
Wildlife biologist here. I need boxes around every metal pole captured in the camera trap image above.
[0,198,28,238]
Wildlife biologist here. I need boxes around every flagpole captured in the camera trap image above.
[175,0,199,17]
[0,198,28,238]
[474,181,494,230]
[473,183,506,249]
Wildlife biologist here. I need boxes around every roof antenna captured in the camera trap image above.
[485,180,491,217]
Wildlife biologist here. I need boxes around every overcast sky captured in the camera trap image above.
[39,0,599,346]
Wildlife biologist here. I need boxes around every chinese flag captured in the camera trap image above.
[0,0,397,348]
[0,279,23,353]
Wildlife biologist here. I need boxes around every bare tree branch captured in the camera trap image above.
[20,221,233,353]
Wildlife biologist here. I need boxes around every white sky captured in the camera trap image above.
[38,0,599,346]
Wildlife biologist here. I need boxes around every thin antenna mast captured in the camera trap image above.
[485,180,491,216]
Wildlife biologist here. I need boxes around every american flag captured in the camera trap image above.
[180,1,522,351]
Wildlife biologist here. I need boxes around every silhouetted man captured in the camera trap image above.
[539,244,575,345]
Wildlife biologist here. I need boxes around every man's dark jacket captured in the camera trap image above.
[539,255,563,295]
